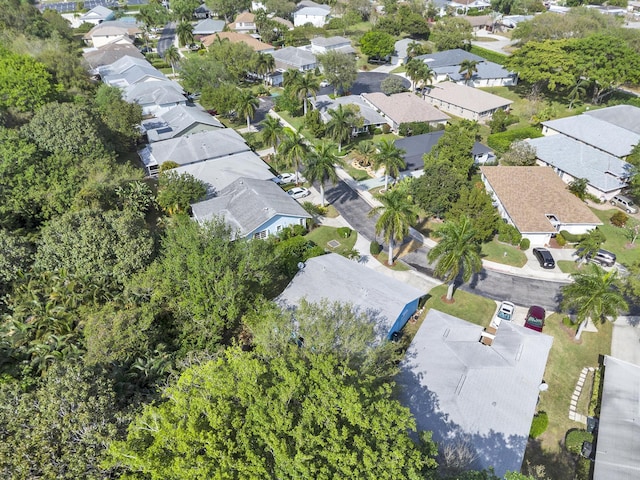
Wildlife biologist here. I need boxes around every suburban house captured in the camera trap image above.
[201,32,275,53]
[82,21,141,48]
[481,166,603,246]
[311,95,387,135]
[175,151,275,195]
[422,81,512,122]
[293,0,331,27]
[193,4,212,19]
[139,129,251,176]
[309,36,355,55]
[123,81,187,116]
[361,92,450,133]
[142,104,224,143]
[277,253,425,340]
[526,135,632,201]
[447,0,492,14]
[191,177,311,239]
[541,105,640,159]
[391,38,414,66]
[193,18,225,40]
[271,16,294,30]
[103,65,168,88]
[83,43,145,74]
[79,6,115,25]
[396,130,494,175]
[230,11,257,33]
[592,356,640,480]
[462,14,494,31]
[415,49,517,87]
[270,47,317,73]
[397,309,553,478]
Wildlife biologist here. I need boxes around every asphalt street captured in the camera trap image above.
[324,180,566,311]
[157,21,176,57]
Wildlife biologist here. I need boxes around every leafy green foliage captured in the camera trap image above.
[499,140,537,166]
[370,240,382,255]
[0,228,33,292]
[469,45,508,65]
[610,211,629,227]
[446,184,499,243]
[0,48,57,112]
[411,161,466,217]
[430,17,473,51]
[565,429,593,454]
[529,411,548,438]
[487,127,543,154]
[156,170,207,215]
[360,30,395,60]
[317,50,358,96]
[398,121,433,137]
[94,84,143,154]
[381,75,408,94]
[519,238,530,251]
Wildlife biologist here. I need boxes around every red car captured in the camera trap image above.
[524,306,546,332]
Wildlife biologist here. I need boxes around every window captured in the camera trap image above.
[253,230,268,239]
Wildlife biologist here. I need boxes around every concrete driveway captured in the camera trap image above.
[318,72,410,96]
[612,316,640,366]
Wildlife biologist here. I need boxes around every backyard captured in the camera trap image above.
[305,226,357,256]
[589,208,639,266]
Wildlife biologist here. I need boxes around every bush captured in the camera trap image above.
[487,127,543,154]
[565,429,593,454]
[370,240,382,255]
[529,411,548,438]
[337,227,352,238]
[611,211,629,227]
[559,230,587,244]
[555,233,567,247]
[519,238,530,251]
[382,124,391,134]
[469,45,508,65]
[575,457,592,480]
[301,201,326,217]
[497,222,522,246]
[398,122,431,137]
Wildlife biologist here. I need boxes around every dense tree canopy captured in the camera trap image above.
[430,17,473,51]
[360,30,396,60]
[0,48,57,112]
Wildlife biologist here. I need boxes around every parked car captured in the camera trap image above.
[496,301,515,321]
[524,306,546,332]
[582,248,616,267]
[139,46,154,54]
[610,194,637,214]
[272,173,297,185]
[320,80,330,87]
[287,187,310,199]
[533,247,555,269]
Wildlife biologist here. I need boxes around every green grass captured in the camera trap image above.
[589,208,639,266]
[557,260,580,274]
[423,284,497,326]
[274,111,305,131]
[375,252,411,271]
[413,217,442,240]
[343,161,372,181]
[481,240,527,267]
[305,226,357,256]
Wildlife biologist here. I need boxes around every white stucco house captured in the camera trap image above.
[293,1,331,27]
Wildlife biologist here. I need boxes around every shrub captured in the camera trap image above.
[382,124,391,134]
[529,411,548,438]
[487,127,543,154]
[575,457,592,480]
[337,227,352,238]
[497,222,521,246]
[559,230,586,243]
[611,211,629,227]
[398,122,431,137]
[565,429,593,454]
[562,316,576,327]
[519,238,530,251]
[469,45,508,65]
[370,240,382,255]
[555,233,567,247]
[301,201,326,217]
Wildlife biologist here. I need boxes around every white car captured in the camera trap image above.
[272,173,297,185]
[320,80,330,87]
[496,301,515,321]
[287,187,310,199]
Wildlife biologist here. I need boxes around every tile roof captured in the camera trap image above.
[481,166,603,233]
[361,92,450,125]
[277,253,424,340]
[423,81,512,113]
[191,177,311,237]
[234,11,255,23]
[397,309,553,478]
[311,94,386,127]
[542,115,640,158]
[526,135,632,193]
[201,32,273,51]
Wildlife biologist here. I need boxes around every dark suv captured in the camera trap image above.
[533,247,555,269]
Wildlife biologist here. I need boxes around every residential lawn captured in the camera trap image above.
[423,284,497,327]
[481,240,527,267]
[524,313,612,478]
[413,217,443,240]
[305,226,357,256]
[343,161,372,181]
[589,208,640,266]
[391,65,406,74]
[274,111,305,131]
[474,36,498,42]
[557,260,580,274]
[375,252,411,271]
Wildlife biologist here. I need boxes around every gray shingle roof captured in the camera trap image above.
[416,48,485,68]
[311,95,386,127]
[526,135,632,193]
[103,66,168,87]
[83,44,145,70]
[193,18,225,35]
[143,104,223,142]
[584,105,640,135]
[140,129,250,169]
[294,6,331,16]
[277,253,424,339]
[191,177,311,236]
[270,47,316,68]
[423,81,512,113]
[83,20,141,39]
[175,151,274,194]
[397,309,553,478]
[542,114,640,158]
[123,81,186,106]
[594,356,640,480]
[444,61,516,82]
[296,0,331,11]
[361,92,451,125]
[97,55,151,76]
[311,36,350,47]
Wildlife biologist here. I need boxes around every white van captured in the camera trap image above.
[610,194,637,214]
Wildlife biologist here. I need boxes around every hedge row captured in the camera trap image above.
[469,45,509,66]
[487,127,543,154]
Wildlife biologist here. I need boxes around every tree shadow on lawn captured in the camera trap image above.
[523,438,577,479]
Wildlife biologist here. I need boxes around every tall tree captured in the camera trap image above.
[205,0,250,23]
[292,71,320,116]
[373,138,406,191]
[369,186,419,266]
[163,44,180,76]
[260,115,284,153]
[406,58,424,91]
[278,128,309,183]
[0,51,55,113]
[170,0,200,21]
[561,264,628,340]
[253,52,276,84]
[325,104,361,152]
[427,215,482,301]
[575,229,605,267]
[317,50,358,96]
[458,59,479,86]
[359,29,395,61]
[176,20,194,47]
[235,89,259,129]
[430,17,473,51]
[304,140,343,207]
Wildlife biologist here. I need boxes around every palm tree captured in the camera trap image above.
[163,45,180,76]
[283,69,302,88]
[293,72,320,116]
[304,140,343,207]
[417,65,435,97]
[369,187,419,266]
[458,59,479,86]
[575,229,605,267]
[427,215,483,301]
[236,90,259,130]
[325,104,356,152]
[561,264,628,340]
[260,115,284,152]
[405,58,424,91]
[176,21,194,47]
[278,128,309,184]
[567,78,590,110]
[254,53,275,85]
[354,140,375,167]
[373,138,406,191]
